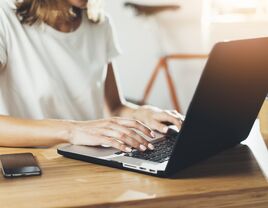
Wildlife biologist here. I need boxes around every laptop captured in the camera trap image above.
[58,37,268,177]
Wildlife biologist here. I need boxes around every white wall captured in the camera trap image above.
[105,0,268,113]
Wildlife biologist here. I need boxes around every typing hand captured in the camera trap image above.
[67,117,155,152]
[131,105,184,134]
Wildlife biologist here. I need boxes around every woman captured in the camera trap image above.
[0,0,183,152]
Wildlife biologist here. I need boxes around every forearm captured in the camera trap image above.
[0,116,71,147]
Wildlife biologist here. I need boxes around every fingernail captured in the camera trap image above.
[148,143,154,150]
[125,147,132,153]
[163,126,169,133]
[140,145,147,151]
[150,131,155,138]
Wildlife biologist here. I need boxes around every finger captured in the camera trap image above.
[99,136,132,153]
[150,121,169,134]
[105,125,151,151]
[170,110,185,121]
[156,111,182,128]
[169,110,182,119]
[112,118,154,138]
[98,128,143,151]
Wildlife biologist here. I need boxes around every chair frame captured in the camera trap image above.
[141,54,208,112]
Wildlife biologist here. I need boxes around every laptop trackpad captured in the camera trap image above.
[58,144,118,158]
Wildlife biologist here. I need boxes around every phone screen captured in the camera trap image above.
[0,153,41,178]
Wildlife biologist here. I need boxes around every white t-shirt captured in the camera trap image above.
[0,1,121,120]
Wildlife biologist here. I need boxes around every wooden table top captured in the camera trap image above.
[0,121,267,208]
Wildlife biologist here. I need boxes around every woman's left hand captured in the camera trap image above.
[131,105,185,134]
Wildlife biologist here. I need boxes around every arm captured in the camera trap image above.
[104,63,138,116]
[105,63,183,133]
[0,116,70,147]
[0,114,154,151]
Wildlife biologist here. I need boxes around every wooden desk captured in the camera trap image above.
[0,122,268,208]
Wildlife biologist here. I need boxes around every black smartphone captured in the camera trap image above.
[0,153,41,178]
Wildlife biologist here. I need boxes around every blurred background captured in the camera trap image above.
[104,0,268,114]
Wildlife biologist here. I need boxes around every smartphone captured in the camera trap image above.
[0,153,41,178]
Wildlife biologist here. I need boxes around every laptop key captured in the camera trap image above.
[115,136,177,163]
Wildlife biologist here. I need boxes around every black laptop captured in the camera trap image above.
[58,37,268,177]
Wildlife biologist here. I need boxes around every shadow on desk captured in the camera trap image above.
[171,145,259,179]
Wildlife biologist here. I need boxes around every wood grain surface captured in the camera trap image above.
[0,122,267,208]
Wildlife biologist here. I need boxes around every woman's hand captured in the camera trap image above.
[67,117,155,152]
[131,105,184,134]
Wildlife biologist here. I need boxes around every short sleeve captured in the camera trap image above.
[0,9,7,69]
[105,15,122,62]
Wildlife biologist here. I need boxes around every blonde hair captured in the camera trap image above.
[16,0,103,26]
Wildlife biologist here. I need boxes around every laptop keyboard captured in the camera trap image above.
[115,135,177,163]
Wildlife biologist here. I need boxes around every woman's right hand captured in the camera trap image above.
[67,117,155,152]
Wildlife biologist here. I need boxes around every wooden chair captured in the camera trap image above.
[125,2,208,112]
